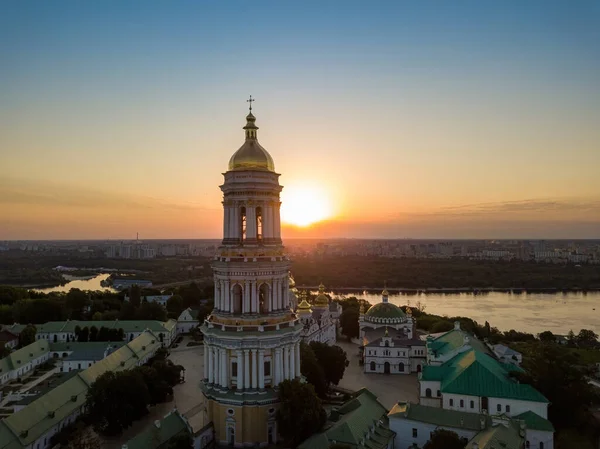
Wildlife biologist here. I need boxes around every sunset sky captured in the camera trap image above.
[2,1,599,239]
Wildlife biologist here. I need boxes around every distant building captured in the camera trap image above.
[493,344,523,366]
[0,340,50,386]
[177,307,201,334]
[296,284,337,345]
[0,330,19,350]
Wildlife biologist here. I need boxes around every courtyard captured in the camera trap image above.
[336,340,419,410]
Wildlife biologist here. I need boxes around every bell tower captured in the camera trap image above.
[201,101,302,448]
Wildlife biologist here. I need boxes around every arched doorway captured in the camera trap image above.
[370,361,376,371]
[417,364,422,373]
[384,362,390,374]
[227,425,235,446]
[259,283,270,313]
[399,362,405,372]
[232,284,243,314]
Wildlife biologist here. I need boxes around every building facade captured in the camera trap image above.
[296,285,337,345]
[200,106,302,447]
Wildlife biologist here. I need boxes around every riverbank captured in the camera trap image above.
[298,285,600,294]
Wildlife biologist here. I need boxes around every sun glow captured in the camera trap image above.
[281,184,333,227]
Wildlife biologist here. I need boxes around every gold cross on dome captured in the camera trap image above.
[247,95,255,112]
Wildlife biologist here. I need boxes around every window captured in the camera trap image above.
[425,388,432,398]
[370,361,376,371]
[437,390,441,397]
[240,207,247,242]
[460,399,464,407]
[256,207,262,241]
[385,341,389,347]
[449,399,454,406]
[232,362,238,377]
[525,442,530,449]
[497,404,502,412]
[412,428,417,438]
[470,400,474,409]
[506,405,510,413]
[540,443,544,449]
[264,361,271,376]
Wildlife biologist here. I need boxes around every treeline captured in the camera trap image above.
[291,255,600,289]
[0,282,213,326]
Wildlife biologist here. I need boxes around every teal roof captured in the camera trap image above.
[0,330,162,449]
[428,327,491,357]
[125,410,190,449]
[49,341,126,361]
[32,320,173,334]
[466,419,524,449]
[298,388,394,449]
[422,349,548,403]
[388,402,491,431]
[365,302,406,319]
[0,340,49,375]
[514,411,555,432]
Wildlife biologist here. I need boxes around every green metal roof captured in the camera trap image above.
[0,340,49,375]
[422,349,548,403]
[125,410,190,449]
[298,388,394,449]
[32,320,173,334]
[388,402,491,431]
[0,330,162,449]
[513,411,555,432]
[428,328,491,357]
[466,419,524,449]
[49,341,126,361]
[365,302,406,319]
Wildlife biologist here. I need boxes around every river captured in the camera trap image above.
[325,290,600,335]
[34,273,117,293]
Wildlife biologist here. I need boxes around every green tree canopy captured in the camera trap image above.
[300,342,327,397]
[18,324,36,348]
[538,330,555,342]
[309,342,349,387]
[277,379,326,447]
[339,308,360,340]
[423,429,465,449]
[166,294,184,317]
[135,302,168,321]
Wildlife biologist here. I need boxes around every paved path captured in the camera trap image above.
[336,340,419,410]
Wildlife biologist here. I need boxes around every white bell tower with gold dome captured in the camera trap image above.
[200,98,302,448]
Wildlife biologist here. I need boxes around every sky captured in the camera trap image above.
[1,1,599,239]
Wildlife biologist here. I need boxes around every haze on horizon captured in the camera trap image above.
[1,1,599,240]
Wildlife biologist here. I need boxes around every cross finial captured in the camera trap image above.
[247,95,255,112]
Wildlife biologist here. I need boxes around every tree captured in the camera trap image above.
[79,327,90,342]
[339,308,360,340]
[18,324,36,348]
[166,295,184,317]
[277,379,326,446]
[92,311,103,321]
[135,302,168,321]
[423,429,465,449]
[538,330,555,342]
[136,365,172,405]
[300,342,328,397]
[87,370,150,435]
[576,329,599,348]
[65,288,89,320]
[119,301,136,320]
[515,342,600,428]
[129,285,142,307]
[65,425,102,449]
[89,326,98,342]
[309,342,349,387]
[430,320,454,333]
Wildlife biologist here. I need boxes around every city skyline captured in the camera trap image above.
[2,1,600,239]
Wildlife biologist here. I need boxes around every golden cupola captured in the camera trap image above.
[228,105,275,172]
[297,299,313,315]
[313,283,329,308]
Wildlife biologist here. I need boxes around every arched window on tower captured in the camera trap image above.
[240,207,247,243]
[232,284,243,314]
[256,207,263,242]
[259,283,269,313]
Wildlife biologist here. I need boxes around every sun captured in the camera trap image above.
[280,184,333,227]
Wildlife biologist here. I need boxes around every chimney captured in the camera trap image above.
[454,321,460,330]
[154,420,161,428]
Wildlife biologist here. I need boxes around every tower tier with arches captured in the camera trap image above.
[200,101,302,448]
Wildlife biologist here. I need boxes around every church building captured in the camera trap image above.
[296,284,337,345]
[200,102,302,447]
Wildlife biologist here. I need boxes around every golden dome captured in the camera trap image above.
[228,112,275,172]
[289,275,296,288]
[314,283,329,307]
[382,288,389,296]
[297,299,312,310]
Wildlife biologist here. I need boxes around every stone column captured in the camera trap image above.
[284,345,290,380]
[273,279,280,310]
[243,281,249,313]
[246,206,257,239]
[207,344,213,383]
[221,348,228,387]
[258,350,265,389]
[274,348,281,385]
[295,342,301,377]
[213,347,219,385]
[289,344,295,380]
[224,280,230,312]
[252,281,258,313]
[274,202,281,239]
[251,349,258,389]
[220,280,226,311]
[214,282,220,311]
[203,343,208,380]
[244,349,250,390]
[267,282,272,312]
[236,350,243,388]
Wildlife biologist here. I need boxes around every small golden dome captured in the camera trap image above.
[297,299,312,310]
[228,112,275,172]
[382,289,389,296]
[314,283,329,307]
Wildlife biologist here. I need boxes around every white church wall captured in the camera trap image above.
[389,417,476,449]
[489,397,548,419]
[526,429,554,449]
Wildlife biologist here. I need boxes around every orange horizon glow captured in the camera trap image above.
[280,184,335,227]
